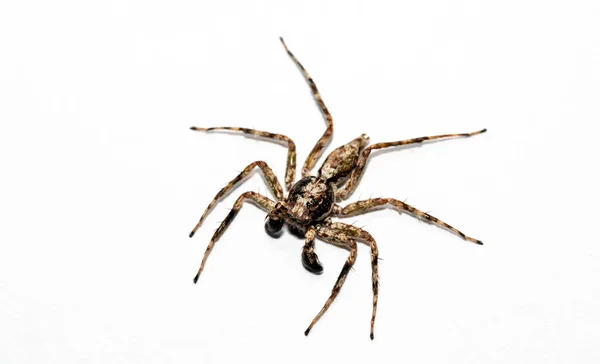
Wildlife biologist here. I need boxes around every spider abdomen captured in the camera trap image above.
[285,176,334,224]
[318,134,369,182]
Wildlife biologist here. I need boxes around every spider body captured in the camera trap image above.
[270,134,369,228]
[189,38,486,339]
[283,176,335,224]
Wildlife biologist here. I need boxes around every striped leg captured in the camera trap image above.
[336,129,487,200]
[335,198,483,245]
[304,225,357,336]
[280,38,334,177]
[329,222,379,340]
[193,192,275,283]
[191,126,297,190]
[189,161,283,238]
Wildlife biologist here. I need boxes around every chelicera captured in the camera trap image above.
[189,38,486,339]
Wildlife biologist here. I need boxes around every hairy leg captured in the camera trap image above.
[191,126,297,190]
[280,38,334,177]
[189,161,283,238]
[335,198,482,244]
[304,225,357,336]
[336,129,487,200]
[193,191,275,283]
[329,222,379,340]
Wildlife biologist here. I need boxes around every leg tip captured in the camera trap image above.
[280,37,290,51]
[189,231,195,238]
[469,128,487,136]
[467,237,483,245]
[370,333,374,340]
[193,274,199,284]
[304,328,310,336]
[190,126,196,130]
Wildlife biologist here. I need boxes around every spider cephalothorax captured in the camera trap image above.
[285,176,335,224]
[189,38,486,340]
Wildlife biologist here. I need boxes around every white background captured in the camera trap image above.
[1,0,599,363]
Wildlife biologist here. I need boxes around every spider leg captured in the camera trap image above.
[189,161,283,238]
[190,126,297,190]
[193,191,275,283]
[304,225,357,336]
[334,198,483,244]
[329,222,379,340]
[280,38,334,177]
[336,128,487,200]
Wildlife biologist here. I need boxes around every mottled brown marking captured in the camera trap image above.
[319,134,369,182]
[285,176,334,224]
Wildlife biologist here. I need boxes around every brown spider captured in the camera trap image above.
[189,38,486,340]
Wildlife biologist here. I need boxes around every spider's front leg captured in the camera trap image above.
[334,198,483,244]
[336,129,487,200]
[304,224,357,336]
[189,160,283,238]
[193,191,275,283]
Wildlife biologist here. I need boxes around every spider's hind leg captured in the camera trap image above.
[336,129,487,200]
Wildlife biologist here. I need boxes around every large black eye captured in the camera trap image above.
[265,217,284,238]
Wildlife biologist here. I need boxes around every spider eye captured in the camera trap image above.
[265,217,284,238]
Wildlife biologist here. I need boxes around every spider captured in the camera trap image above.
[189,37,486,340]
